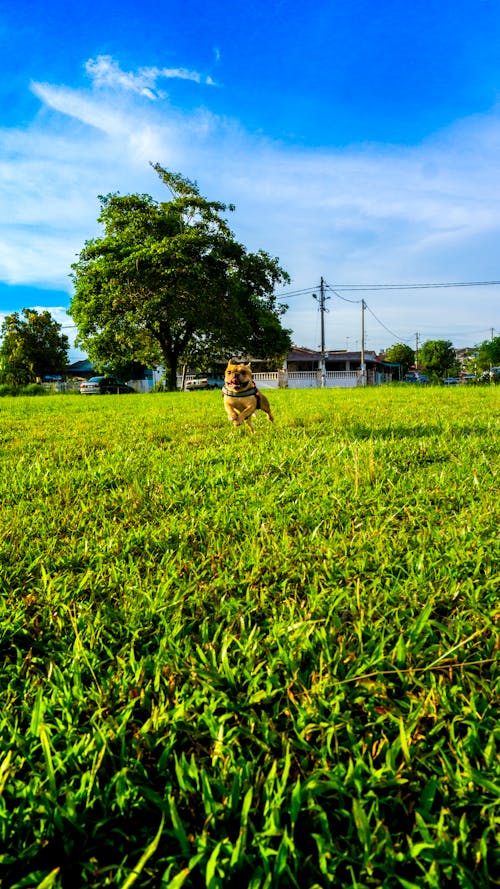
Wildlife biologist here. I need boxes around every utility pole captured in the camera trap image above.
[360,298,367,387]
[415,332,420,369]
[313,277,329,387]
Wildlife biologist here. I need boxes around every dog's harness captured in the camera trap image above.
[222,384,262,409]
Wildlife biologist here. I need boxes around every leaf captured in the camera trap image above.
[39,724,56,797]
[30,690,45,735]
[36,870,61,889]
[394,634,407,668]
[290,777,302,827]
[399,717,411,763]
[165,870,191,889]
[352,799,371,850]
[205,841,222,887]
[418,778,438,815]
[168,794,190,856]
[119,812,165,889]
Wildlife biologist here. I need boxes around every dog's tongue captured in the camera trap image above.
[230,377,240,386]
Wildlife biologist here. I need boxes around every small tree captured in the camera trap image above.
[0,309,69,385]
[70,165,292,389]
[418,339,459,380]
[384,343,415,378]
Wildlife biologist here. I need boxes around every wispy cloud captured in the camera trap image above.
[2,58,500,347]
[85,55,216,100]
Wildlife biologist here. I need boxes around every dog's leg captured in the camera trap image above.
[224,404,255,432]
[232,404,257,426]
[259,395,274,422]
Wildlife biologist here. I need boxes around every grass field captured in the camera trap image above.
[0,386,498,888]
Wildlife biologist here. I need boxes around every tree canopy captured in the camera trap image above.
[418,339,459,380]
[384,343,415,377]
[0,309,69,385]
[476,335,500,371]
[70,165,292,389]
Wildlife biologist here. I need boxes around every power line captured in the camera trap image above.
[273,278,500,300]
[363,302,412,343]
[282,278,498,346]
[276,286,317,299]
[325,283,412,342]
[324,284,361,304]
[330,280,500,291]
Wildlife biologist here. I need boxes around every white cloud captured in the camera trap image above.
[85,55,216,99]
[1,59,499,349]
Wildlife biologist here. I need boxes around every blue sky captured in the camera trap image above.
[1,0,499,359]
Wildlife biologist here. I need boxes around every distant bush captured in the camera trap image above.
[21,384,46,396]
[0,383,48,397]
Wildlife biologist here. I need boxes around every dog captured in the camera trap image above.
[222,358,274,432]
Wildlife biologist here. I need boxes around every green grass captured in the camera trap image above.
[0,386,498,888]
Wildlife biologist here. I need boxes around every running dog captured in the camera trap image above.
[222,358,274,432]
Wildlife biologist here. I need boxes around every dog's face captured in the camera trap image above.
[224,359,253,391]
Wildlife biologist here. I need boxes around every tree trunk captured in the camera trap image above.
[166,364,177,390]
[161,354,178,390]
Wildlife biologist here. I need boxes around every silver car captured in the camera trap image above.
[80,376,135,395]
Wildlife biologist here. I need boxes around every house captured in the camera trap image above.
[66,350,397,392]
[65,359,154,392]
[65,358,96,379]
[249,348,398,389]
[179,348,399,389]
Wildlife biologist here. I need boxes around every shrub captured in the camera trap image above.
[20,383,46,396]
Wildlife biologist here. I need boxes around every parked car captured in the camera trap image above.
[185,375,224,390]
[80,376,135,395]
[403,372,429,384]
[443,377,460,385]
[478,367,500,383]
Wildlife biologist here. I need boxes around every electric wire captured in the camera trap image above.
[330,280,500,291]
[324,284,361,304]
[363,302,411,343]
[276,286,317,299]
[278,279,497,346]
[278,279,500,298]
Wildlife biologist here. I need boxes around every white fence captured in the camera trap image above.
[42,380,82,393]
[252,372,281,388]
[326,371,359,388]
[286,371,359,389]
[179,370,360,389]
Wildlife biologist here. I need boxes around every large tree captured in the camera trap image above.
[418,339,459,380]
[0,309,69,385]
[384,342,415,378]
[476,335,500,371]
[70,165,292,389]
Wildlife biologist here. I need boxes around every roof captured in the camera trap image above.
[288,348,383,364]
[67,359,95,373]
